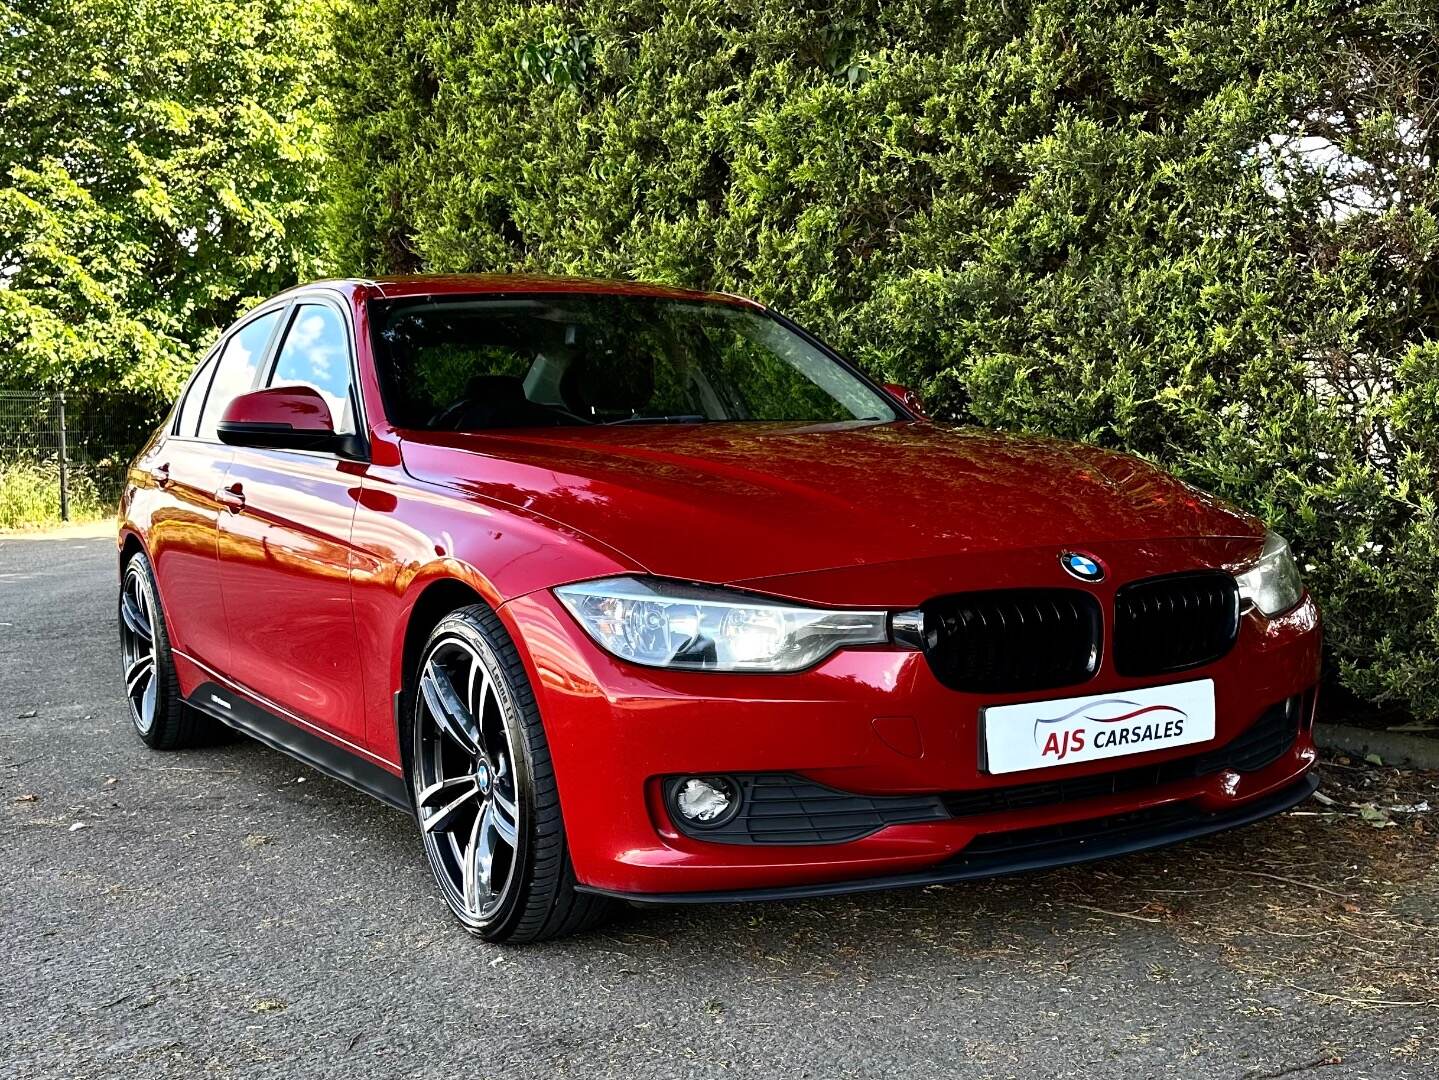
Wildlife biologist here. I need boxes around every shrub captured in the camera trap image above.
[327,1,1439,718]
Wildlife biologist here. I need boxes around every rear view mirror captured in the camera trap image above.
[217,386,345,452]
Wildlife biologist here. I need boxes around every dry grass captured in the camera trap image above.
[1029,761,1439,1010]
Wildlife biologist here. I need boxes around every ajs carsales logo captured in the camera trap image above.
[1033,699,1188,762]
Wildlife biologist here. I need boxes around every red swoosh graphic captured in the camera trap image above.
[1087,704,1186,724]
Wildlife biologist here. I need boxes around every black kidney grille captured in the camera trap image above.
[1113,571,1240,676]
[920,589,1102,693]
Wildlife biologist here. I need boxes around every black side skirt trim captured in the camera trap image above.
[577,773,1319,905]
[187,681,412,814]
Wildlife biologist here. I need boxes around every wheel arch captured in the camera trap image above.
[392,570,496,787]
[115,527,189,689]
[118,527,146,580]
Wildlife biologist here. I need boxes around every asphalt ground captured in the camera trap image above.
[2,531,1436,1079]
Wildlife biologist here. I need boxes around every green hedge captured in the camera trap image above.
[328,1,1439,719]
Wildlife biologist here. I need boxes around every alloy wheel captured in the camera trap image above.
[414,634,523,924]
[119,563,159,734]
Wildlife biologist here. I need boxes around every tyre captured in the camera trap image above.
[119,550,220,750]
[410,605,615,943]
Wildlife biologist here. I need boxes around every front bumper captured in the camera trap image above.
[577,773,1319,904]
[500,578,1322,901]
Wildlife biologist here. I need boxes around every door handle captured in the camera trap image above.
[216,482,246,513]
[150,462,171,488]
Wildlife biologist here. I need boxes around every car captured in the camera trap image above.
[116,274,1321,943]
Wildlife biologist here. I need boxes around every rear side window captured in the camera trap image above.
[267,304,356,434]
[198,310,283,440]
[174,350,220,437]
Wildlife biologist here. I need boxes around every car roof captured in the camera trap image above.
[281,274,763,309]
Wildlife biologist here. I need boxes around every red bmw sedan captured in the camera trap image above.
[117,275,1320,942]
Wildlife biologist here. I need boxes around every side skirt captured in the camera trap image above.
[187,681,412,814]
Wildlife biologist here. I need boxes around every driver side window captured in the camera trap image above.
[268,304,357,435]
[691,323,853,422]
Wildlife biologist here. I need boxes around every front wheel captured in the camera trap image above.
[410,605,615,943]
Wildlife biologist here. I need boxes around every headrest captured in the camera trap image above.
[443,374,550,430]
[464,374,530,406]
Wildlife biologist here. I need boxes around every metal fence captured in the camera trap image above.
[0,390,160,522]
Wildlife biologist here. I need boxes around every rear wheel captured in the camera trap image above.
[119,551,219,750]
[410,605,615,943]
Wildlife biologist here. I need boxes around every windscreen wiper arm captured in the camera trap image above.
[604,414,710,425]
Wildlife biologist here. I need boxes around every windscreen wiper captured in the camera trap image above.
[604,414,710,425]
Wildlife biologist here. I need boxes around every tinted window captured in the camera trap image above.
[198,310,282,440]
[174,349,219,437]
[268,304,355,434]
[369,295,897,430]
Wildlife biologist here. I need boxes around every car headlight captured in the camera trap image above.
[554,576,889,672]
[1235,531,1304,617]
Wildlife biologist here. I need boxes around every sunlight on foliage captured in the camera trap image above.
[0,0,333,407]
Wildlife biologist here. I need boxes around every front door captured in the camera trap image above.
[215,298,369,748]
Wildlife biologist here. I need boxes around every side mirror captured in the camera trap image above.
[217,385,344,452]
[883,382,929,421]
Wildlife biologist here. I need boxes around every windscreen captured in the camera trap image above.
[368,294,899,430]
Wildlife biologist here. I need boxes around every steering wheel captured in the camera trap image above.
[427,394,591,430]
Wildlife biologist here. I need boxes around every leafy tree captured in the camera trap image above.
[328,0,1439,718]
[0,0,332,408]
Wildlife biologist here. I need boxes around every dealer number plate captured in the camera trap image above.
[982,679,1216,775]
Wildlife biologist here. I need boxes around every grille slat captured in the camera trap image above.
[920,588,1101,693]
[1114,571,1239,676]
[665,774,948,846]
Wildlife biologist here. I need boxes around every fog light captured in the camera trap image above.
[673,776,739,826]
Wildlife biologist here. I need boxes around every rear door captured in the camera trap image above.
[215,295,370,747]
[144,307,285,675]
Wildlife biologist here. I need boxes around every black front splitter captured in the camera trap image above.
[576,773,1319,905]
